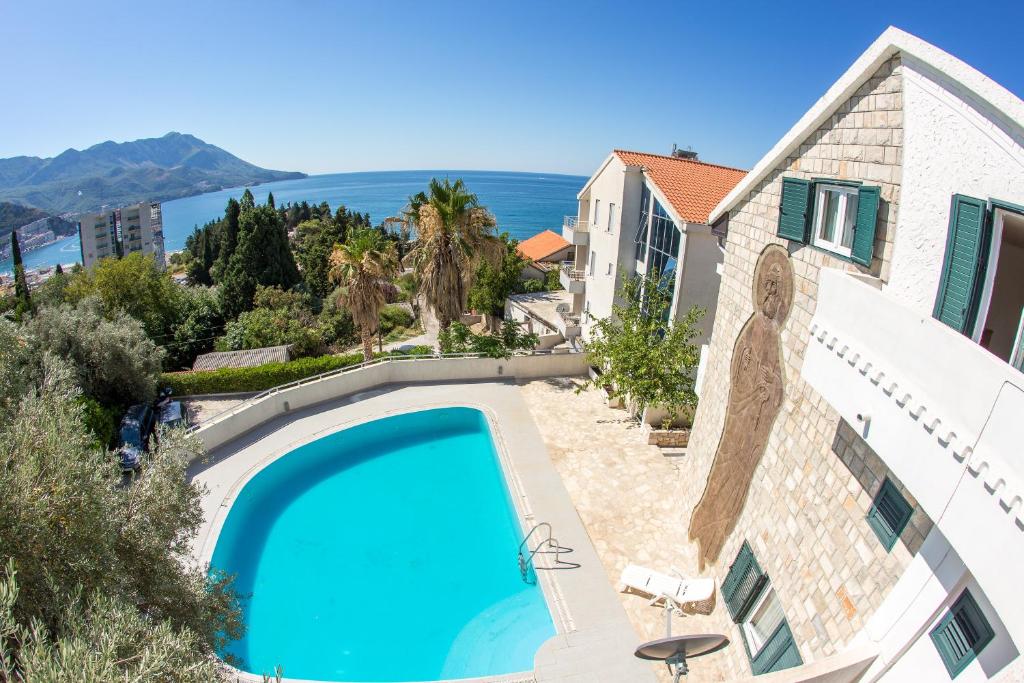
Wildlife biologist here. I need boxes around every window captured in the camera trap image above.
[588,250,595,276]
[606,262,613,276]
[593,200,600,229]
[930,590,994,678]
[721,542,802,676]
[608,203,616,233]
[812,184,859,257]
[776,177,879,266]
[634,184,652,261]
[867,478,913,551]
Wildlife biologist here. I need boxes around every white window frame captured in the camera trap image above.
[593,200,600,230]
[607,202,616,233]
[811,184,858,258]
[588,250,595,276]
[740,582,782,659]
[606,262,613,276]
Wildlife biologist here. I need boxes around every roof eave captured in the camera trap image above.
[577,152,619,200]
[707,26,1024,224]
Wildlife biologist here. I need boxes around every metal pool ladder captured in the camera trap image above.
[517,522,579,584]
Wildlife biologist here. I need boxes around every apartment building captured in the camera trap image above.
[680,27,1024,681]
[78,201,165,269]
[561,149,746,356]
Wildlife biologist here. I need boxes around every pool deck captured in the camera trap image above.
[189,380,655,683]
[518,378,731,683]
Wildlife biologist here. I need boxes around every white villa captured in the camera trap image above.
[560,148,746,352]
[179,25,1024,683]
[677,26,1024,682]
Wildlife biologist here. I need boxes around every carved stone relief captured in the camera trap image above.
[688,244,794,571]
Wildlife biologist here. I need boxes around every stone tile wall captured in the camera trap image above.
[680,55,925,679]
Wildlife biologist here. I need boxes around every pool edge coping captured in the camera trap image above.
[190,382,655,683]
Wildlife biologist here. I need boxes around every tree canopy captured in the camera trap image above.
[329,228,400,361]
[405,178,502,329]
[0,321,241,680]
[578,270,705,426]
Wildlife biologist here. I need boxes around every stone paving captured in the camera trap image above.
[518,377,729,682]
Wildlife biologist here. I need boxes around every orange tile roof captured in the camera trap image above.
[613,150,747,224]
[517,229,571,262]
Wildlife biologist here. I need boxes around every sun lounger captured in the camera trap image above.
[619,564,715,615]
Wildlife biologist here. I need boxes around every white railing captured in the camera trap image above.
[186,350,590,452]
[801,268,1024,644]
[559,261,585,281]
[563,216,589,232]
[189,350,570,430]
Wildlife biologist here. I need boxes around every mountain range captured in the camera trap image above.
[0,132,306,215]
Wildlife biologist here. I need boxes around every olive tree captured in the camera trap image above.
[0,357,242,679]
[579,270,705,426]
[21,297,163,406]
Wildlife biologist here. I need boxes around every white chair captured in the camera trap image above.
[619,564,715,616]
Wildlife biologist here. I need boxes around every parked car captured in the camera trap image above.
[157,400,187,430]
[118,404,155,472]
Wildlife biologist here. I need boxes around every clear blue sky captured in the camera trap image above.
[2,0,1022,177]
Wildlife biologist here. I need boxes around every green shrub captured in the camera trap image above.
[379,304,414,335]
[77,396,121,449]
[162,346,436,396]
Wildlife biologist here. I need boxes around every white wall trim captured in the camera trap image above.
[709,26,1024,224]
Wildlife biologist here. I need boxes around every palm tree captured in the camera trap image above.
[405,178,503,330]
[329,228,399,361]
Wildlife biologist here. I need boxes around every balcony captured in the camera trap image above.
[554,303,582,338]
[558,261,585,293]
[561,216,590,245]
[801,268,1024,641]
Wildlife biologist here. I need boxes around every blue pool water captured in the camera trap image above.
[210,408,554,681]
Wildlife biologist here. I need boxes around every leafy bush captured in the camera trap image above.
[395,272,416,302]
[378,304,414,335]
[162,346,436,396]
[0,359,240,678]
[438,321,538,359]
[22,297,164,405]
[77,396,121,449]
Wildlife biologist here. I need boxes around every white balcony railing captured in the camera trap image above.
[563,216,590,232]
[559,261,585,280]
[801,268,1024,643]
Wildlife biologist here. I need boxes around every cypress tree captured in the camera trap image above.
[218,204,299,319]
[213,198,241,282]
[11,231,30,313]
[267,192,275,209]
[240,189,255,211]
[55,263,63,275]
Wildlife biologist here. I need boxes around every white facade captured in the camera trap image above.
[708,27,1024,682]
[78,201,165,270]
[565,152,729,353]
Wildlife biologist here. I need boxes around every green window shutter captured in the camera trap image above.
[777,177,812,243]
[751,621,803,675]
[721,541,768,622]
[866,479,913,552]
[851,185,880,267]
[933,195,989,334]
[930,590,995,678]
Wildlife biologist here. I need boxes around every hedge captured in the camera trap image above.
[162,345,435,396]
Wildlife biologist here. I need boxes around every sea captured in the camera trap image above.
[0,170,586,275]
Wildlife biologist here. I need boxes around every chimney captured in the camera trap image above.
[671,144,699,161]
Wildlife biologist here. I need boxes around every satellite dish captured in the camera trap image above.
[635,633,729,682]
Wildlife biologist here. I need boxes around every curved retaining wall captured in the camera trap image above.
[192,353,589,453]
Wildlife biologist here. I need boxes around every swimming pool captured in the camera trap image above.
[209,407,555,681]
